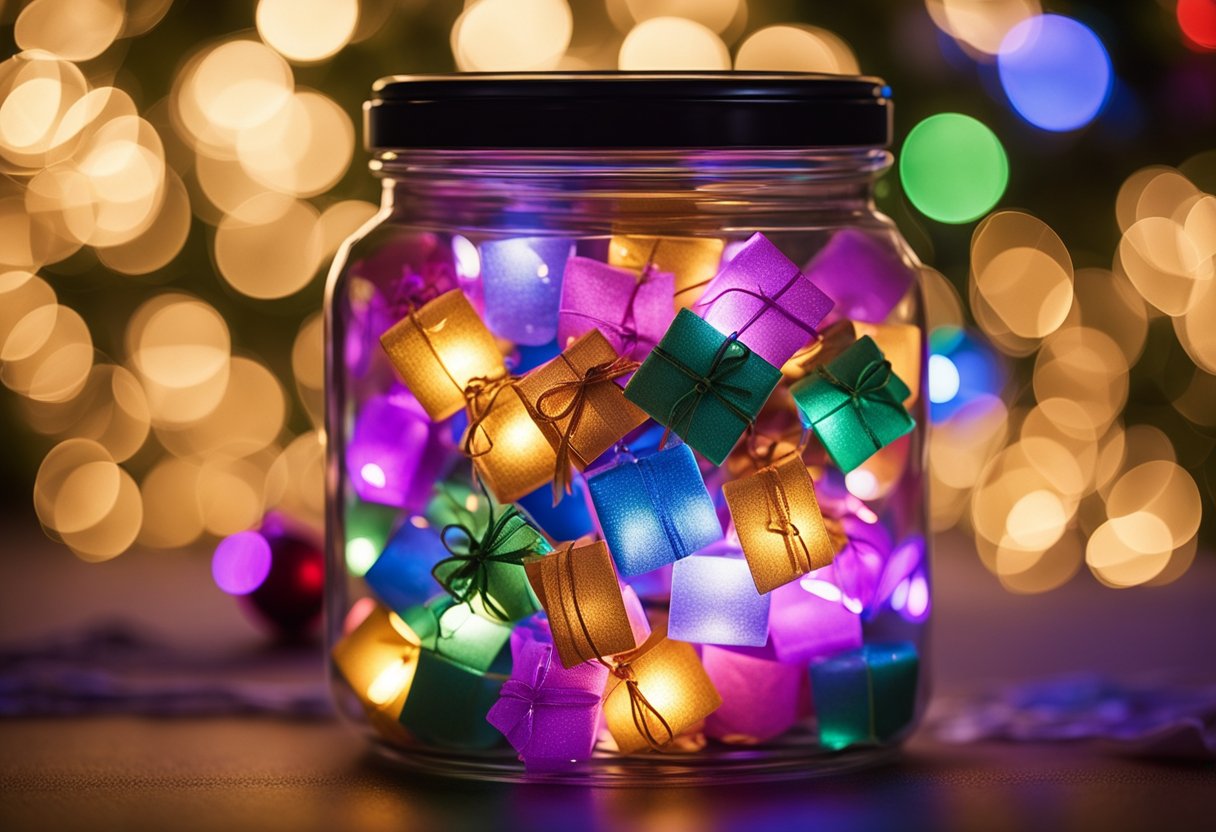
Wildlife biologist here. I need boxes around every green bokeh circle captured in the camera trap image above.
[898,113,1009,224]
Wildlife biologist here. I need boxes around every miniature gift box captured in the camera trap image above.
[331,603,420,719]
[464,383,559,504]
[516,476,595,542]
[607,234,725,310]
[400,596,513,674]
[487,635,608,771]
[768,578,863,665]
[702,645,804,743]
[430,503,549,623]
[557,256,676,360]
[347,388,448,510]
[362,520,450,614]
[524,540,637,668]
[809,641,919,750]
[829,528,925,621]
[790,336,915,473]
[698,232,833,368]
[804,228,914,324]
[780,319,857,382]
[668,550,770,648]
[723,455,838,594]
[398,647,506,750]
[624,309,782,465]
[586,443,721,578]
[515,330,648,497]
[602,624,722,754]
[380,289,506,421]
[479,236,576,345]
[854,322,921,406]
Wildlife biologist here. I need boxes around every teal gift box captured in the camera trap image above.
[790,335,915,473]
[624,308,782,465]
[398,648,507,750]
[809,641,919,750]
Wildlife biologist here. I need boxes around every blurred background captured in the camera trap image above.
[0,0,1213,599]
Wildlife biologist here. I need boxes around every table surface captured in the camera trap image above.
[1,523,1214,832]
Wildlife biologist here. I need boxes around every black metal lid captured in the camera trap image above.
[365,72,892,151]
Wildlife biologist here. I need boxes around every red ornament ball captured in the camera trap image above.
[237,528,325,641]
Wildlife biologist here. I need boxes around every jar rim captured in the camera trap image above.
[365,71,892,152]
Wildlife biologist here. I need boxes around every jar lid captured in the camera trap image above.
[366,72,892,151]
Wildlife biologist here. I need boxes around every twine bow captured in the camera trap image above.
[432,497,538,622]
[533,354,639,503]
[814,359,903,453]
[695,271,820,342]
[461,373,518,459]
[497,643,603,753]
[759,465,813,577]
[652,334,755,449]
[557,544,675,752]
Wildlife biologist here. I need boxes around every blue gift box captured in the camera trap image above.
[809,641,919,750]
[586,443,721,578]
[363,520,449,614]
[479,237,576,346]
[516,477,595,542]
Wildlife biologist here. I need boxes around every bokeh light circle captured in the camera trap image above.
[619,17,731,70]
[256,0,359,63]
[998,15,1112,132]
[1177,0,1216,51]
[734,25,859,73]
[212,530,273,595]
[454,0,573,72]
[899,114,1008,224]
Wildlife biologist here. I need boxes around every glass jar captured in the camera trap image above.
[325,74,930,784]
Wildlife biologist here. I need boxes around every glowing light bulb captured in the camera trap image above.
[345,537,380,577]
[360,462,387,489]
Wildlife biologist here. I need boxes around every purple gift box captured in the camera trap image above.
[557,257,675,360]
[703,644,804,743]
[768,578,863,666]
[486,633,607,771]
[347,388,450,510]
[829,525,925,621]
[480,236,577,346]
[698,233,833,368]
[804,229,915,324]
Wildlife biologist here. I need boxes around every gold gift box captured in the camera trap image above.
[525,540,638,669]
[723,455,838,594]
[331,603,421,720]
[380,289,506,421]
[516,330,647,474]
[465,384,558,504]
[603,624,722,755]
[780,319,857,382]
[608,234,725,311]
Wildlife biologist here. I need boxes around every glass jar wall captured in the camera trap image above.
[325,74,930,784]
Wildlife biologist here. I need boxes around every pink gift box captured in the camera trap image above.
[702,645,804,743]
[768,579,863,666]
[698,233,833,368]
[487,633,607,771]
[804,228,914,324]
[557,256,675,360]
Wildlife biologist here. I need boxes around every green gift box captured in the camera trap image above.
[398,648,506,750]
[624,308,782,465]
[399,597,513,674]
[429,491,550,624]
[790,335,915,473]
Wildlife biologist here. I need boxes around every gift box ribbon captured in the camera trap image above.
[696,271,821,340]
[533,354,639,502]
[651,334,756,448]
[814,359,906,454]
[636,452,693,565]
[496,643,603,753]
[759,465,815,577]
[433,499,537,622]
